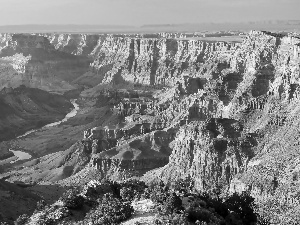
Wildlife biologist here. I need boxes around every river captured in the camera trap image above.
[9,99,79,163]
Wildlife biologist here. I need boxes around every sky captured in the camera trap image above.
[0,0,299,26]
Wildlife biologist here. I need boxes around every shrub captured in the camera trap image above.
[29,205,70,225]
[172,176,194,193]
[225,191,257,225]
[104,180,121,198]
[186,207,211,223]
[171,213,190,225]
[84,193,133,225]
[15,214,29,225]
[206,198,229,218]
[164,193,183,214]
[257,215,271,225]
[82,180,114,199]
[120,186,136,202]
[119,179,147,201]
[150,188,169,204]
[155,212,190,225]
[147,181,169,204]
[59,188,84,210]
[36,200,46,211]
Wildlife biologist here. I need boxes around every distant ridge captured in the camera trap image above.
[140,20,300,32]
[0,20,299,33]
[0,24,136,33]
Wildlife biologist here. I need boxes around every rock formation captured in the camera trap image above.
[2,30,300,223]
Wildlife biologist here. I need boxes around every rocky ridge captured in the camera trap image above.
[63,30,300,195]
[0,33,240,93]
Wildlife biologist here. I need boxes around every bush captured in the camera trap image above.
[29,205,70,225]
[147,181,169,204]
[225,191,257,225]
[15,214,29,225]
[36,200,46,211]
[257,215,271,225]
[85,193,134,225]
[103,179,121,198]
[172,176,194,193]
[171,213,190,225]
[120,186,136,202]
[82,180,114,199]
[119,179,147,201]
[164,193,183,214]
[186,207,211,223]
[155,212,190,225]
[60,188,84,210]
[206,198,229,218]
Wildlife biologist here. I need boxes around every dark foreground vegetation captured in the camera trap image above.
[8,179,270,225]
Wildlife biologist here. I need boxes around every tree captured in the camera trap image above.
[164,193,183,214]
[120,186,135,202]
[225,191,257,225]
[60,188,84,210]
[85,193,133,225]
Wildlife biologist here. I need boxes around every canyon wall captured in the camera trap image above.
[0,33,239,94]
[139,31,300,197]
[0,34,92,93]
[33,31,300,196]
[3,31,300,207]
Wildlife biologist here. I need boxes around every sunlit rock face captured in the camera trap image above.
[88,36,239,86]
[74,30,300,192]
[0,33,239,93]
[83,121,177,176]
[135,31,300,197]
[3,31,300,203]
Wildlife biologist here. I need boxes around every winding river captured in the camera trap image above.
[9,99,79,163]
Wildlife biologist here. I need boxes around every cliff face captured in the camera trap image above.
[29,31,300,195]
[0,34,92,93]
[139,31,300,199]
[144,119,256,191]
[3,31,300,206]
[0,33,239,94]
[88,36,239,87]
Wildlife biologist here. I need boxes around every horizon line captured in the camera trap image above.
[0,19,299,28]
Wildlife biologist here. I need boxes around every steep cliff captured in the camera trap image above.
[86,35,239,90]
[0,34,92,93]
[0,33,240,95]
[1,30,300,225]
[140,31,300,201]
[3,31,300,223]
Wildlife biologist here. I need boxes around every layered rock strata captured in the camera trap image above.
[4,31,300,206]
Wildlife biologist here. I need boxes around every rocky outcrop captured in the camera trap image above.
[82,122,177,178]
[0,34,92,93]
[139,31,300,199]
[4,141,90,183]
[143,119,256,191]
[90,157,169,177]
[0,33,240,94]
[88,36,239,87]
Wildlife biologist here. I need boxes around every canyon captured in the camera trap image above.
[0,30,300,223]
